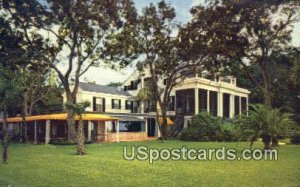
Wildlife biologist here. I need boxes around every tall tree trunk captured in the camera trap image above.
[2,97,9,164]
[160,109,168,140]
[29,103,34,116]
[271,135,279,147]
[155,110,164,143]
[262,88,272,109]
[262,134,272,150]
[66,93,77,142]
[76,117,85,155]
[22,92,29,143]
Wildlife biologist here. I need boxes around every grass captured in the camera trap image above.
[0,140,300,187]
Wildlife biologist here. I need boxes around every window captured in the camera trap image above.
[168,96,175,111]
[125,100,133,110]
[199,89,207,112]
[119,121,145,132]
[93,97,105,112]
[132,101,139,113]
[234,96,240,116]
[223,93,230,118]
[209,91,218,116]
[241,97,247,113]
[175,89,195,115]
[112,99,121,109]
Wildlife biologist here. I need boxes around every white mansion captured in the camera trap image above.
[62,69,250,142]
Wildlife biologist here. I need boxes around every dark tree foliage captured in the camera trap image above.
[2,0,138,142]
[188,0,300,109]
[105,1,217,140]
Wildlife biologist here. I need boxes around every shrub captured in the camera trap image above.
[219,123,238,142]
[180,128,202,141]
[180,112,237,142]
[290,133,300,144]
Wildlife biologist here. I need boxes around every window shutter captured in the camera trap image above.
[93,97,96,111]
[112,99,114,109]
[102,98,106,112]
[119,100,121,109]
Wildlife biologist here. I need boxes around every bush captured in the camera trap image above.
[180,128,203,141]
[290,133,300,144]
[180,112,238,142]
[219,123,238,142]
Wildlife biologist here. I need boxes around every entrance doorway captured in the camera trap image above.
[147,118,156,137]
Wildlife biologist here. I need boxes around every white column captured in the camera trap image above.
[34,121,37,144]
[195,88,199,115]
[88,121,92,141]
[246,97,249,116]
[239,96,242,115]
[145,118,148,137]
[45,120,51,144]
[116,121,120,142]
[104,122,108,141]
[230,94,235,118]
[141,78,145,114]
[218,92,223,117]
[183,117,188,128]
[207,90,210,113]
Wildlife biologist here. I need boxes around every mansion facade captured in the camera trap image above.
[62,69,250,142]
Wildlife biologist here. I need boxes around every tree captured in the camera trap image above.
[0,67,22,163]
[65,101,90,155]
[0,15,28,163]
[106,1,213,140]
[241,104,294,149]
[2,0,137,142]
[190,0,300,109]
[225,46,300,126]
[107,82,123,87]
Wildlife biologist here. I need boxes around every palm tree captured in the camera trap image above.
[65,101,90,155]
[269,108,294,147]
[242,104,294,149]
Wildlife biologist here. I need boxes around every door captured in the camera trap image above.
[147,118,156,137]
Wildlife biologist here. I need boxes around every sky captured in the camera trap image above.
[78,0,300,85]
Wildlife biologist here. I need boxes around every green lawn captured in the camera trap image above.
[0,140,300,187]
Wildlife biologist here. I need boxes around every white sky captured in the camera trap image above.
[76,0,300,85]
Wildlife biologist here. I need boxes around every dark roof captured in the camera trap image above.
[79,82,132,96]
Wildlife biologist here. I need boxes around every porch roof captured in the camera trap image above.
[0,113,118,123]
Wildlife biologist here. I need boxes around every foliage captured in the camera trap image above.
[2,0,137,142]
[290,133,300,144]
[106,0,218,140]
[106,82,123,87]
[0,66,23,163]
[240,104,295,149]
[180,112,238,142]
[187,1,300,108]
